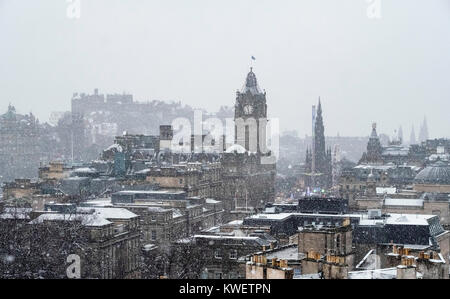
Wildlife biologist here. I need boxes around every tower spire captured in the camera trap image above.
[241,68,262,95]
[419,116,429,142]
[310,97,331,188]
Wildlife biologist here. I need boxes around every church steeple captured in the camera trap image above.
[309,98,332,188]
[317,98,322,117]
[363,122,383,164]
[419,116,429,143]
[314,98,325,162]
[370,122,379,139]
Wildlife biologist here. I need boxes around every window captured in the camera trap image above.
[336,235,341,253]
[151,215,156,222]
[151,230,157,241]
[229,249,238,260]
[215,272,223,279]
[214,249,222,259]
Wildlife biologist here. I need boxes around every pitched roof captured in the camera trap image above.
[241,68,263,95]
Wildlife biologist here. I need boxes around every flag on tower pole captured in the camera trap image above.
[250,56,256,69]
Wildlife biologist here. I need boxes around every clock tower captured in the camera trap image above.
[234,68,268,154]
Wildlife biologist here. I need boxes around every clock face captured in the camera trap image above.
[243,105,253,115]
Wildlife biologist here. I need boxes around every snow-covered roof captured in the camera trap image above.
[376,187,397,195]
[194,235,261,241]
[134,169,151,174]
[265,246,304,261]
[105,143,123,152]
[349,267,423,279]
[226,220,243,226]
[81,198,113,207]
[202,226,220,233]
[116,190,185,195]
[248,211,438,228]
[384,198,424,207]
[294,273,322,279]
[248,213,293,221]
[172,209,183,218]
[385,214,434,226]
[348,268,398,279]
[29,213,112,227]
[382,147,409,156]
[73,167,98,173]
[205,198,221,204]
[249,212,360,222]
[77,207,138,220]
[354,164,394,171]
[143,244,158,252]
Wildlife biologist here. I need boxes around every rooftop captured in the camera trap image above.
[384,198,424,207]
[414,161,450,185]
[77,207,138,220]
[348,268,398,279]
[376,187,397,195]
[247,211,439,228]
[240,68,263,95]
[29,213,112,227]
[264,246,305,261]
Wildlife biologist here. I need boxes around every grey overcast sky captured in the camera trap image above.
[1,0,449,138]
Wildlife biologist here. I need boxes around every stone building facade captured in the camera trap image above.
[0,105,42,183]
[298,220,354,279]
[22,206,142,279]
